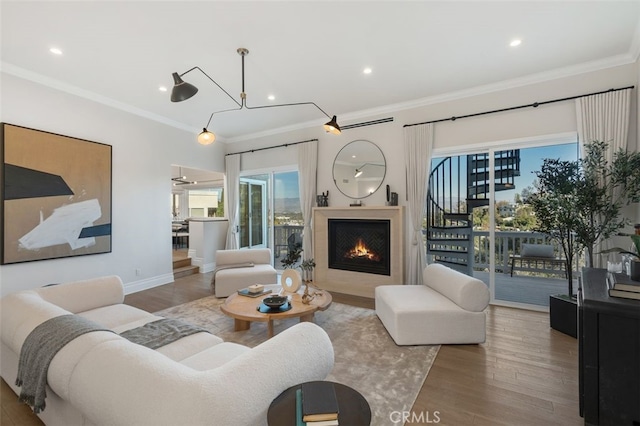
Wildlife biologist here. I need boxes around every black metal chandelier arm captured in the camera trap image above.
[172,48,341,143]
[181,66,243,108]
[203,105,245,128]
[244,100,332,119]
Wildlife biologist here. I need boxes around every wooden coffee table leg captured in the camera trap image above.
[235,319,251,332]
[267,319,274,338]
[300,313,315,323]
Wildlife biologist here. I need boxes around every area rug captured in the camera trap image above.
[156,296,439,426]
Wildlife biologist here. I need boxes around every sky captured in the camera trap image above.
[432,142,579,203]
[274,171,299,199]
[506,143,579,201]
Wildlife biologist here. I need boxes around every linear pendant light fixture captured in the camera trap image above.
[171,48,341,144]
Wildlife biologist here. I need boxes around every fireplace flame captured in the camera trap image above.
[345,238,381,261]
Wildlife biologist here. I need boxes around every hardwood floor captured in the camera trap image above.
[1,271,582,426]
[409,307,582,426]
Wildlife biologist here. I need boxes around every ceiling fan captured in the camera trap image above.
[172,167,197,186]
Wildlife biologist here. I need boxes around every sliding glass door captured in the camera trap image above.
[427,139,579,309]
[239,177,267,249]
[272,171,302,269]
[239,170,301,269]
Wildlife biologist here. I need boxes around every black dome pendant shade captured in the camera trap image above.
[171,72,199,102]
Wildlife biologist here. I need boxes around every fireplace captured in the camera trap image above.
[328,219,391,276]
[314,206,403,298]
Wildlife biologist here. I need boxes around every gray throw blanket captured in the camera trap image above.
[16,314,113,414]
[119,318,209,350]
[210,262,254,293]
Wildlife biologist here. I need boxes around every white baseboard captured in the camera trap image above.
[191,257,215,273]
[124,273,174,295]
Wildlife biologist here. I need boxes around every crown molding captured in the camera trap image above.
[0,61,200,135]
[339,53,638,121]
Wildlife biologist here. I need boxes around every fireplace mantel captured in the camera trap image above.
[313,206,404,298]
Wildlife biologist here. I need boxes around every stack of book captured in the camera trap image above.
[607,272,640,300]
[295,382,339,426]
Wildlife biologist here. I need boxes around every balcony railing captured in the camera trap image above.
[273,224,304,259]
[471,230,580,275]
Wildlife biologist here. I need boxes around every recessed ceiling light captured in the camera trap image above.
[363,67,372,75]
[159,86,168,92]
[49,47,63,55]
[268,95,275,101]
[510,39,522,47]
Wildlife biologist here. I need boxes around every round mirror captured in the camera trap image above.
[333,140,386,199]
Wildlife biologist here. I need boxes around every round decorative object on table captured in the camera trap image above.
[258,295,291,313]
[256,302,292,313]
[281,269,302,293]
[263,295,288,308]
[267,381,371,426]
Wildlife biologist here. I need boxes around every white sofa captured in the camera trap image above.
[375,263,490,345]
[213,249,278,297]
[1,276,334,426]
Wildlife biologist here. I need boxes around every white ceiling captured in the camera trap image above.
[2,1,640,143]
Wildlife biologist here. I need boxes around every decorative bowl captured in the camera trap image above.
[263,295,288,309]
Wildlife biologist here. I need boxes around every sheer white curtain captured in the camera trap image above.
[576,88,631,156]
[224,154,240,249]
[403,123,434,285]
[576,88,632,266]
[297,140,318,260]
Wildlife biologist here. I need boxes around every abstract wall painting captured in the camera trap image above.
[1,123,112,264]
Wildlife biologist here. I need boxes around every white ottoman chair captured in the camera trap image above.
[375,263,490,345]
[212,248,277,297]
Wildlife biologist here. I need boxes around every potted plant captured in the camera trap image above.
[529,157,584,337]
[572,141,640,268]
[300,258,317,304]
[300,258,316,283]
[529,140,640,337]
[281,246,302,270]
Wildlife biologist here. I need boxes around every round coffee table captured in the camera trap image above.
[267,381,371,426]
[220,286,332,338]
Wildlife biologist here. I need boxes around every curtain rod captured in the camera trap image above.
[225,138,318,156]
[404,85,635,128]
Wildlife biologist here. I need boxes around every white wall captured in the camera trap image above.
[0,73,226,296]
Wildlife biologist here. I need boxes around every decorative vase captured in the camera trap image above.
[630,260,640,281]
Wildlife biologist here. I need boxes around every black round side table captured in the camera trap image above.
[267,380,371,426]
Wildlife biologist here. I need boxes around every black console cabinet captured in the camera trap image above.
[579,268,640,426]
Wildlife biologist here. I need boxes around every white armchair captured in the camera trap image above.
[212,248,277,297]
